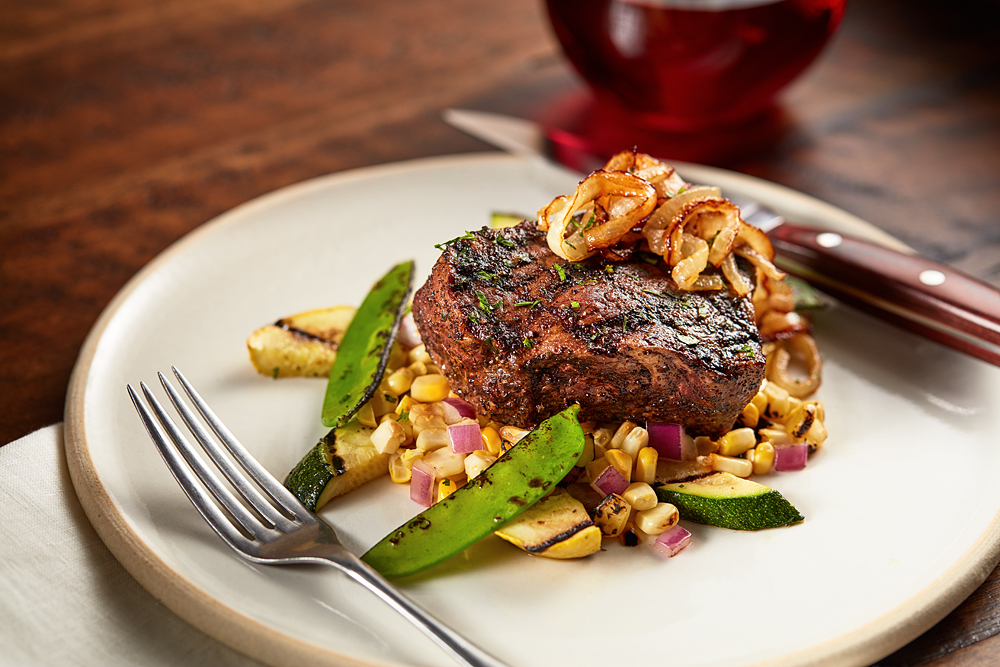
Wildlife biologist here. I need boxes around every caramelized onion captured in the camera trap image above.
[766,333,822,398]
[642,186,721,255]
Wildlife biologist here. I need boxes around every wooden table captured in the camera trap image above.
[2,0,999,664]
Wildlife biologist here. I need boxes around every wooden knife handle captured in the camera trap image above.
[769,223,1000,360]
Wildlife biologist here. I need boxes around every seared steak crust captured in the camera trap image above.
[412,223,765,437]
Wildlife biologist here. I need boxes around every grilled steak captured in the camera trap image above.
[412,223,765,437]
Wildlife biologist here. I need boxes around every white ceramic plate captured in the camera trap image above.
[66,154,1000,667]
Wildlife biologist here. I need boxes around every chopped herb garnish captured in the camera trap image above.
[513,300,540,308]
[678,334,699,346]
[570,301,580,309]
[272,367,279,380]
[442,479,451,487]
[554,263,567,281]
[476,291,491,310]
[583,211,597,230]
[468,310,481,323]
[523,338,533,348]
[697,303,710,319]
[495,236,515,248]
[605,265,615,274]
[622,315,628,332]
[476,271,500,281]
[434,231,475,250]
[398,411,410,423]
[739,343,757,357]
[642,288,674,300]
[383,393,397,403]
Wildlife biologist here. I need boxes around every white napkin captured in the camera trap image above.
[0,424,267,666]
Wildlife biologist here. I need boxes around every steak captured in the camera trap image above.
[412,223,765,437]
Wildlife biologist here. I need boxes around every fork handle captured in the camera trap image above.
[323,553,512,667]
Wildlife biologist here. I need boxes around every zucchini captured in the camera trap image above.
[494,490,601,559]
[246,305,356,378]
[284,420,387,512]
[654,472,803,531]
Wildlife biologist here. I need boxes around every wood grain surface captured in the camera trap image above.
[2,0,999,665]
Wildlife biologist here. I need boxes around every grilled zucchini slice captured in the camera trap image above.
[494,490,602,559]
[247,305,356,378]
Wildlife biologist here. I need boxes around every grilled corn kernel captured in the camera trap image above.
[605,449,632,482]
[764,381,790,420]
[694,435,718,455]
[410,374,451,402]
[408,343,432,364]
[610,421,638,449]
[425,447,467,478]
[620,426,649,460]
[805,418,828,447]
[356,402,378,428]
[593,494,630,537]
[634,447,658,484]
[407,360,428,376]
[593,427,614,450]
[464,451,497,479]
[499,425,530,445]
[750,384,768,415]
[369,390,398,417]
[635,502,680,535]
[753,442,775,475]
[480,426,502,456]
[623,482,657,511]
[710,452,753,478]
[618,522,641,547]
[716,427,757,457]
[786,403,817,438]
[388,451,411,483]
[416,427,449,452]
[759,426,793,446]
[412,413,447,436]
[386,367,416,396]
[740,401,760,428]
[370,419,407,455]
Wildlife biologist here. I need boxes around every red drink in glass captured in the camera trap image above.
[544,0,847,131]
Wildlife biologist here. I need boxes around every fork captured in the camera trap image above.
[127,367,510,667]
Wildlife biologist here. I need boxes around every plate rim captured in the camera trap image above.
[64,152,1000,667]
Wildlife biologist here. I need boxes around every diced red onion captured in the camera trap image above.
[590,464,629,496]
[648,422,695,461]
[448,420,483,454]
[398,312,423,349]
[409,460,436,507]
[441,396,477,424]
[774,443,808,471]
[653,525,692,557]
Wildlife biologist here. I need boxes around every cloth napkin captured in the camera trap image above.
[0,424,267,666]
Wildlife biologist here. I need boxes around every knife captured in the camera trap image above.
[443,109,1000,368]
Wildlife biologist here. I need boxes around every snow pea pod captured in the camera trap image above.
[321,261,414,428]
[362,405,584,579]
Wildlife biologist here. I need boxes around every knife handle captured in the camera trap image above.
[769,223,1000,364]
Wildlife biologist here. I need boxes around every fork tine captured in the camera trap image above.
[157,371,294,530]
[170,366,312,521]
[130,382,265,547]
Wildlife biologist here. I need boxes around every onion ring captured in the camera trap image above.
[766,333,822,397]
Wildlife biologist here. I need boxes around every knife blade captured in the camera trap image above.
[443,109,1000,367]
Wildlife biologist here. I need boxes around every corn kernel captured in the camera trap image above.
[480,426,502,456]
[356,402,378,428]
[593,427,614,450]
[388,342,408,372]
[386,367,416,396]
[416,427,449,452]
[395,394,418,415]
[610,421,638,449]
[634,447,658,484]
[605,449,632,482]
[412,413,446,436]
[710,452,753,478]
[741,401,760,428]
[593,494,630,537]
[750,385,768,415]
[759,426,793,446]
[425,447,467,478]
[623,482,657,511]
[437,476,464,502]
[464,451,497,479]
[635,502,679,535]
[786,403,817,438]
[388,451,410,483]
[716,427,757,457]
[620,426,649,460]
[369,389,398,417]
[407,360,428,376]
[577,434,596,468]
[764,381,790,419]
[618,522,641,547]
[499,425,530,446]
[410,374,451,402]
[425,364,442,375]
[694,435,717,455]
[370,419,406,455]
[408,343,432,364]
[805,418,828,447]
[753,442,775,475]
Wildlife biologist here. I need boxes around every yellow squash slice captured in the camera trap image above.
[247,305,356,378]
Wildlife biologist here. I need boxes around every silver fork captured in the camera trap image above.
[127,367,509,667]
